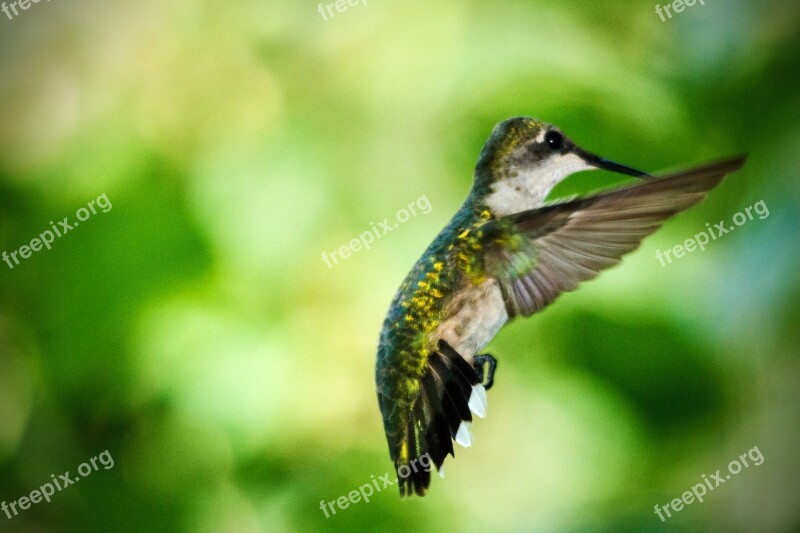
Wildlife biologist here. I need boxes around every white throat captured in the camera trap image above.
[483,153,591,216]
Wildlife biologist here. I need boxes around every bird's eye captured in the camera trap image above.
[544,130,563,150]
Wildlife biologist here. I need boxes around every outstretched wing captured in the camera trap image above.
[480,157,746,317]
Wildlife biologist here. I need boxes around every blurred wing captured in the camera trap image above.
[482,157,746,317]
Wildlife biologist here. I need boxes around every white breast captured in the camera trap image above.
[434,278,508,362]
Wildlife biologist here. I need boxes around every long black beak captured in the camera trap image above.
[575,148,653,179]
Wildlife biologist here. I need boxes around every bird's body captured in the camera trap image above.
[377,205,505,360]
[375,117,745,496]
[376,205,503,429]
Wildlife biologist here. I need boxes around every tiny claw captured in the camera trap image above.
[473,354,498,390]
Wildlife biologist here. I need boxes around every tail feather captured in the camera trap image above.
[429,354,474,424]
[421,372,454,463]
[395,340,487,497]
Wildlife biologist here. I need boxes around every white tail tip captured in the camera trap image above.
[468,384,487,418]
[455,421,472,448]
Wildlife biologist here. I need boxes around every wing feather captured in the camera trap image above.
[482,157,746,317]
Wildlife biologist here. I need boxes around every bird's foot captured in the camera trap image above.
[473,354,498,390]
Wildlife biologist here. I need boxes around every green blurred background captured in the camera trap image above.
[0,0,798,531]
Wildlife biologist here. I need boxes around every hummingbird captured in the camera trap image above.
[375,117,746,496]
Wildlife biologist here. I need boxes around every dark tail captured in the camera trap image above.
[395,340,487,496]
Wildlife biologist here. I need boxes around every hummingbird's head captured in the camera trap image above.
[473,117,651,216]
